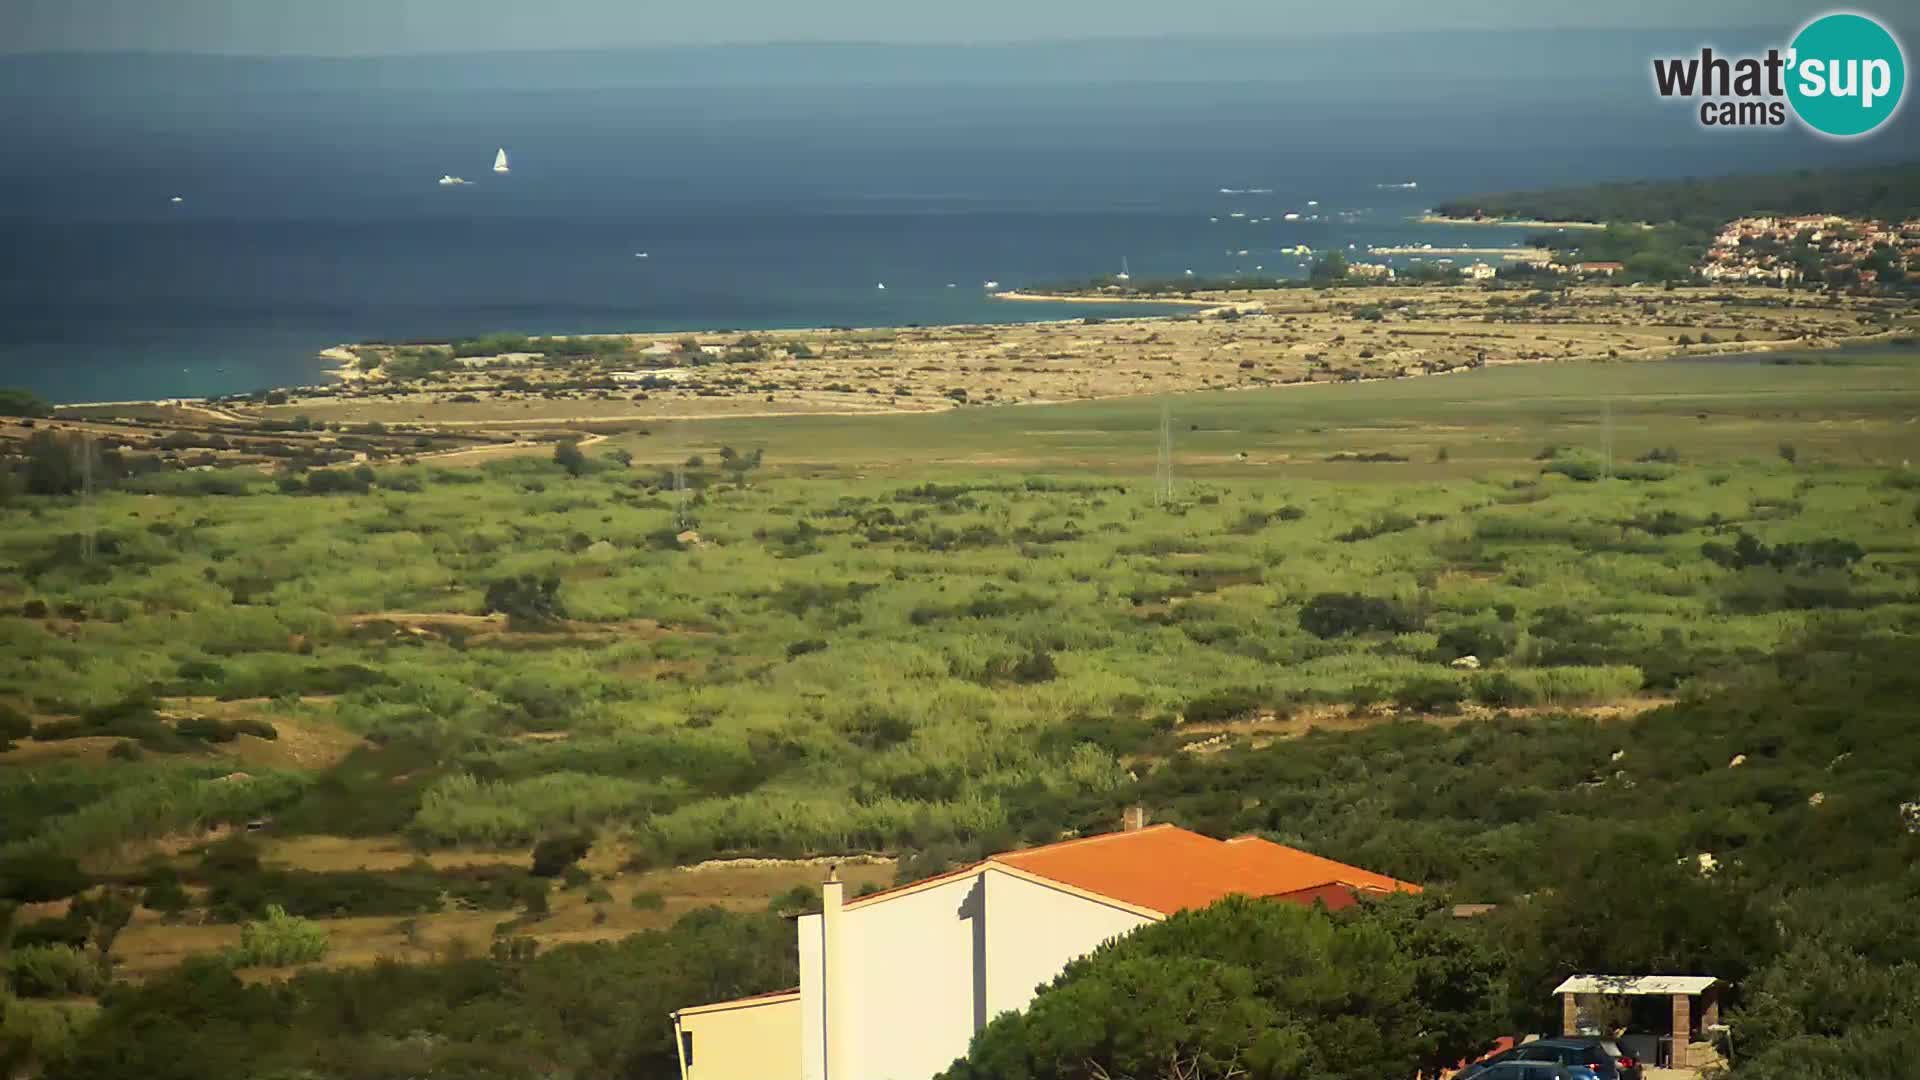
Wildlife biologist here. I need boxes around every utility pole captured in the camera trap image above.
[673,461,688,532]
[80,433,96,562]
[1602,399,1614,481]
[1155,401,1174,507]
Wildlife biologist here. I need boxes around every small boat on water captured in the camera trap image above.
[876,282,887,290]
[1115,257,1131,282]
[438,175,470,186]
[983,280,1000,289]
[169,196,184,204]
[493,148,510,174]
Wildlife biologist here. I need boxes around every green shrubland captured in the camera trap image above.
[9,422,1916,864]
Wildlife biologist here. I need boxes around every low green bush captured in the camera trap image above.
[227,905,329,967]
[4,945,105,998]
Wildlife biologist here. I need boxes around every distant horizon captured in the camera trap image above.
[3,25,1806,59]
[9,0,1882,54]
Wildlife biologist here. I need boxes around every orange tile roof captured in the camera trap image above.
[988,824,1420,916]
[1221,835,1421,895]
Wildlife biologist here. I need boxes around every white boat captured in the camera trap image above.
[876,282,886,290]
[634,252,649,258]
[1116,257,1131,282]
[983,280,1000,289]
[1283,212,1301,221]
[169,196,184,204]
[1307,200,1319,207]
[493,148,510,174]
[438,175,469,186]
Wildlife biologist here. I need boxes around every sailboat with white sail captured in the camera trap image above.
[493,148,510,174]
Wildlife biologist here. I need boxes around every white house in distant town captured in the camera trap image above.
[669,815,1421,1080]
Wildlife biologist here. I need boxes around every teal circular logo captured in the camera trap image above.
[1787,12,1906,137]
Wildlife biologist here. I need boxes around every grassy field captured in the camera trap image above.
[619,349,1920,472]
[5,349,1920,976]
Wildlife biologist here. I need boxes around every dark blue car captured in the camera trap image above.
[1463,1063,1601,1080]
[1457,1038,1622,1080]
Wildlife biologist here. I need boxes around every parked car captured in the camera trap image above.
[1592,1036,1644,1080]
[1462,1062,1602,1080]
[1457,1038,1621,1080]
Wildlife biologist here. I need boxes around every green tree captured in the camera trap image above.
[944,896,1437,1080]
[0,389,51,418]
[1310,251,1351,286]
[54,889,138,975]
[483,574,566,628]
[1345,893,1511,1076]
[1497,832,1776,1031]
[0,705,29,753]
[554,438,589,477]
[0,857,90,905]
[531,833,592,878]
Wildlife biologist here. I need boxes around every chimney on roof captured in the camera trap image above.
[822,865,849,1080]
[1122,805,1149,832]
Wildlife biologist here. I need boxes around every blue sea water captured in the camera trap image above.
[2,38,1913,404]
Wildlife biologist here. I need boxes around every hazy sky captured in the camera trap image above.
[5,0,1829,54]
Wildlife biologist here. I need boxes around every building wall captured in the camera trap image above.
[799,912,825,1080]
[982,869,1152,1019]
[799,868,1156,1080]
[676,996,802,1080]
[848,873,985,1080]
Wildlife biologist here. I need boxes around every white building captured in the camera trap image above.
[670,819,1420,1080]
[1468,261,1497,281]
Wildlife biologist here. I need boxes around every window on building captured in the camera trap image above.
[681,1030,694,1068]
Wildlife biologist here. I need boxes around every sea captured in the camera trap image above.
[2,33,1914,404]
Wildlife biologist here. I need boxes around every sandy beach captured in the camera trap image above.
[1416,215,1610,230]
[1368,246,1552,259]
[319,346,374,383]
[992,291,1220,307]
